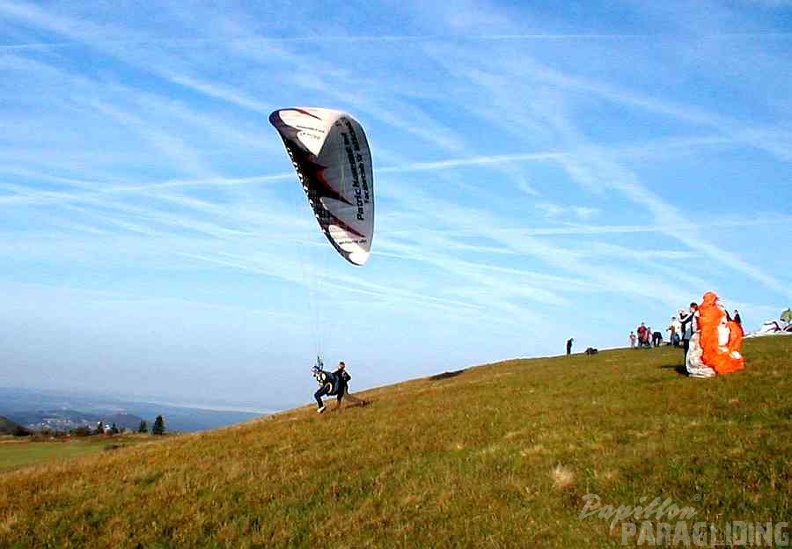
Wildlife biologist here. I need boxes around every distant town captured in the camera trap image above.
[0,387,264,434]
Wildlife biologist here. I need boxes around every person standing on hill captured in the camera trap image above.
[637,323,648,347]
[333,361,367,410]
[679,302,699,359]
[667,317,681,347]
[733,309,744,336]
[629,331,637,348]
[566,338,574,355]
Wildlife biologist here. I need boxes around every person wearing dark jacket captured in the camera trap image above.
[733,309,744,336]
[678,302,699,359]
[333,361,367,409]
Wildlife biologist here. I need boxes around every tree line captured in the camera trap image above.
[10,415,167,437]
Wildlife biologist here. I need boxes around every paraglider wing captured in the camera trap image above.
[698,291,744,374]
[269,107,374,266]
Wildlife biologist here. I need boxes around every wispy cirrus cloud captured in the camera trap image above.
[414,29,792,300]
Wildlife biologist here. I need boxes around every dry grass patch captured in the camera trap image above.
[551,463,576,491]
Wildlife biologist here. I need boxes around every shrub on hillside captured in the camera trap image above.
[12,425,31,437]
[151,415,165,436]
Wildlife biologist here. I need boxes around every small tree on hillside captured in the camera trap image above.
[151,415,165,436]
[138,420,148,433]
[12,425,31,437]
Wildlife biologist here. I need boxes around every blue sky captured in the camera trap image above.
[1,0,790,412]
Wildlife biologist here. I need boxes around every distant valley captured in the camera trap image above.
[0,387,264,433]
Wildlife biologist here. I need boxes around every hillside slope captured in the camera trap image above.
[1,337,790,547]
[0,416,19,435]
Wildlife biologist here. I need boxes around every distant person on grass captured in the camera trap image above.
[566,338,574,355]
[733,309,744,336]
[637,323,646,347]
[667,316,681,347]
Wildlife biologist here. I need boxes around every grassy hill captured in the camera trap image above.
[1,337,790,547]
[0,435,152,474]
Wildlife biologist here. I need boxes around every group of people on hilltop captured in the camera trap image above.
[682,293,745,378]
[630,292,745,378]
[679,304,742,359]
[630,304,743,354]
[310,294,748,413]
[629,323,663,348]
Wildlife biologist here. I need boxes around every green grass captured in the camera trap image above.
[0,435,151,473]
[0,337,790,548]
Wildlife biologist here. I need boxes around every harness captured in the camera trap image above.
[313,368,339,395]
[312,365,352,397]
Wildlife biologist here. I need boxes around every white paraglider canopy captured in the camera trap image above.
[269,107,374,266]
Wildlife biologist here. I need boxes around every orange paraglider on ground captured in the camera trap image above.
[697,291,745,375]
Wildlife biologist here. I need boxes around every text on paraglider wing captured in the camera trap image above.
[341,120,371,221]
